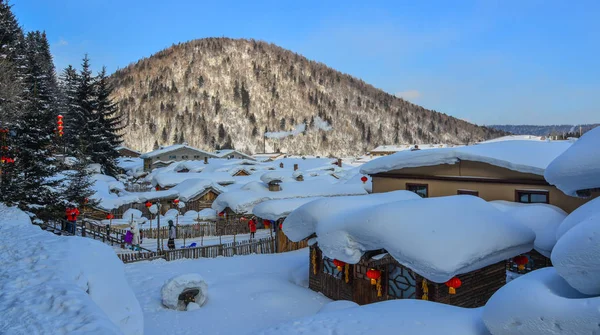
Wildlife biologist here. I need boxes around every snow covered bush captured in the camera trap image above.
[0,204,143,335]
[161,274,208,311]
[483,267,600,335]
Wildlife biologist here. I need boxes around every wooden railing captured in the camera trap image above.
[117,237,275,263]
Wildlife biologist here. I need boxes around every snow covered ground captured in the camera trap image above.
[124,249,330,335]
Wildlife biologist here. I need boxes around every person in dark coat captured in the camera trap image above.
[167,220,176,250]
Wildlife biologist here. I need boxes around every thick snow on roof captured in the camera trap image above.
[253,197,324,221]
[545,127,600,196]
[90,174,139,210]
[291,195,534,282]
[370,143,449,153]
[212,180,368,214]
[483,268,600,335]
[257,299,489,335]
[361,140,572,176]
[116,145,141,154]
[213,149,255,160]
[479,135,544,143]
[152,171,235,188]
[260,170,290,183]
[556,196,600,239]
[283,191,421,242]
[552,212,600,295]
[491,201,566,257]
[140,144,216,159]
[169,179,226,202]
[0,204,143,334]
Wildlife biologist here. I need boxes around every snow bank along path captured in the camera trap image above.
[0,204,143,335]
[257,299,490,335]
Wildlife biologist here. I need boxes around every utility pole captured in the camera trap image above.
[156,202,162,252]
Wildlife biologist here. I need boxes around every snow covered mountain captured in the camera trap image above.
[110,38,505,156]
[489,124,599,137]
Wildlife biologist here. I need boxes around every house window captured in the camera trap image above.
[516,190,549,204]
[182,155,189,159]
[193,155,201,159]
[457,189,479,197]
[387,263,417,299]
[322,257,342,279]
[406,183,428,198]
[168,155,176,159]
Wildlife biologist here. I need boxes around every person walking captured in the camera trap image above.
[168,220,176,250]
[248,217,257,239]
[130,222,141,251]
[65,206,79,235]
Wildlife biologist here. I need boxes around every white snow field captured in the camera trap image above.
[545,126,600,196]
[555,196,600,239]
[124,249,330,335]
[483,267,600,335]
[0,204,143,335]
[257,299,490,335]
[552,213,600,296]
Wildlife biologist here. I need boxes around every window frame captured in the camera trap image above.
[406,183,429,198]
[515,189,549,204]
[457,189,479,197]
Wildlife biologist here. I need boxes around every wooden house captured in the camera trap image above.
[115,146,141,158]
[141,144,217,172]
[213,149,256,161]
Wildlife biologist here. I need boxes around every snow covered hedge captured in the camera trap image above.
[0,204,143,335]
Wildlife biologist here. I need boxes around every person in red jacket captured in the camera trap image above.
[65,206,79,234]
[248,217,257,239]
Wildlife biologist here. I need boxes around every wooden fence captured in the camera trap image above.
[117,237,275,263]
[138,221,249,239]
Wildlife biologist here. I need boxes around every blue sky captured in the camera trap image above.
[12,0,599,125]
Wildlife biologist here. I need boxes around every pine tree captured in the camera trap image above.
[58,65,79,150]
[0,0,25,124]
[72,55,97,157]
[4,31,59,207]
[92,66,124,176]
[62,155,96,208]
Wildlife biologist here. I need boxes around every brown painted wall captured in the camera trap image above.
[372,161,593,213]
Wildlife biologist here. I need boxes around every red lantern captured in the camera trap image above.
[145,201,152,208]
[361,176,368,184]
[57,115,64,137]
[106,213,114,220]
[366,269,381,285]
[57,115,63,119]
[513,255,529,271]
[445,277,462,295]
[155,186,160,191]
[218,211,224,217]
[173,199,180,205]
[57,120,63,125]
[333,259,346,272]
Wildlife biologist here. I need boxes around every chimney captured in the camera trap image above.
[296,175,304,182]
[204,156,208,164]
[268,181,281,192]
[293,164,298,171]
[337,158,342,167]
[279,162,284,169]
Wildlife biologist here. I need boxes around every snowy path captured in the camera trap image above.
[116,229,272,253]
[124,249,330,335]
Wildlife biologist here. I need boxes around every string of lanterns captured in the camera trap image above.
[57,115,64,137]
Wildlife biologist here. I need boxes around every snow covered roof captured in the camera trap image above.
[283,190,421,242]
[544,127,600,196]
[115,145,141,154]
[152,171,235,188]
[140,144,217,159]
[491,201,566,257]
[252,197,324,221]
[169,179,226,202]
[369,143,449,153]
[479,135,545,143]
[213,149,255,160]
[212,180,368,214]
[361,140,573,176]
[286,195,535,282]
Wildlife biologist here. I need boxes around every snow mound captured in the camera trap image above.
[491,201,566,257]
[482,267,600,335]
[253,197,323,221]
[544,126,600,196]
[314,196,535,282]
[317,300,359,314]
[551,213,600,295]
[283,190,421,242]
[256,299,490,335]
[260,171,290,184]
[0,203,143,335]
[555,196,600,239]
[360,140,571,176]
[161,274,208,311]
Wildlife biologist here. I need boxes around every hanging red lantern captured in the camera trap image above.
[57,115,64,137]
[155,186,160,191]
[333,259,346,272]
[145,201,152,208]
[173,199,180,205]
[361,176,368,184]
[218,211,224,217]
[513,255,529,271]
[366,269,381,285]
[1,156,5,163]
[445,277,462,295]
[106,213,114,220]
[57,120,63,125]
